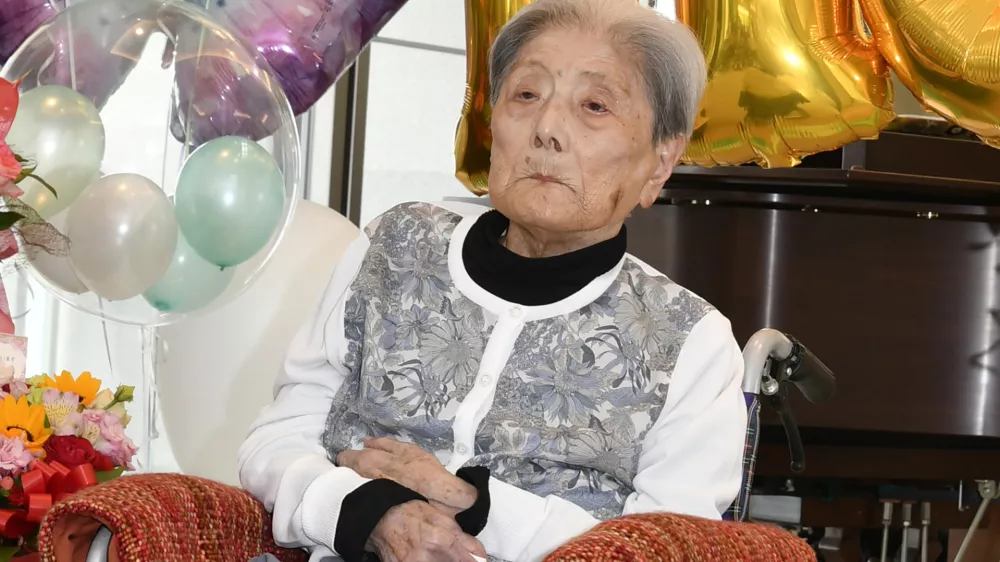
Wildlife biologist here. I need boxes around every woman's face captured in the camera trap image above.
[488,27,683,238]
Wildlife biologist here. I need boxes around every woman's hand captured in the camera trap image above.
[368,500,487,562]
[337,437,477,516]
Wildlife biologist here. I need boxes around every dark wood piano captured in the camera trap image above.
[625,131,1000,560]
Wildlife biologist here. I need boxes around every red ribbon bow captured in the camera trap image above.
[0,460,98,538]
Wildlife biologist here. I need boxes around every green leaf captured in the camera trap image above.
[95,467,125,484]
[25,174,56,198]
[0,211,24,231]
[0,546,20,562]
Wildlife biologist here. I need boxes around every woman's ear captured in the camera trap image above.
[638,137,686,208]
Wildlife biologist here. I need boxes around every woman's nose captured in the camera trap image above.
[532,101,569,153]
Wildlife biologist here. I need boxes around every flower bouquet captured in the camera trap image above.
[0,371,136,560]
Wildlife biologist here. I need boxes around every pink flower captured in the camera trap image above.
[0,380,28,399]
[85,409,137,470]
[0,476,12,491]
[0,142,20,182]
[43,389,84,436]
[0,434,33,477]
[0,178,22,198]
[7,380,28,399]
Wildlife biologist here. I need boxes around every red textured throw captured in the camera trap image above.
[37,473,306,562]
[544,512,817,562]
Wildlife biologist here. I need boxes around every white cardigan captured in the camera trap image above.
[237,201,747,562]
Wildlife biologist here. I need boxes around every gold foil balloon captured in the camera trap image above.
[455,0,532,195]
[860,0,1000,148]
[676,0,895,167]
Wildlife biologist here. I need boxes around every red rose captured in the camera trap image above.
[43,436,114,472]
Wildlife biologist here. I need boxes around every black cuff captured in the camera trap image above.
[454,466,491,536]
[334,479,428,562]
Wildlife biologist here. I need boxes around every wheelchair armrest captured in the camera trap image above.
[39,474,307,562]
[544,511,816,561]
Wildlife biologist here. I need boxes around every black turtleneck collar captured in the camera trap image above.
[461,210,627,306]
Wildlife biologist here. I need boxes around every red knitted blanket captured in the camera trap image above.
[38,473,306,562]
[38,474,814,561]
[544,512,816,561]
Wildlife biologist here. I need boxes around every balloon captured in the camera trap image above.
[454,0,531,195]
[0,0,63,65]
[675,0,896,167]
[2,0,302,327]
[156,200,359,485]
[25,208,88,294]
[170,0,408,143]
[175,136,285,268]
[0,0,146,109]
[860,0,1000,148]
[66,173,177,301]
[143,231,235,313]
[4,85,105,219]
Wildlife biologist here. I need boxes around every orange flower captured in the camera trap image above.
[0,395,52,455]
[40,371,102,406]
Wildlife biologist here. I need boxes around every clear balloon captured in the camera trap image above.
[1,0,145,109]
[170,0,408,143]
[66,173,178,301]
[25,208,88,295]
[143,231,235,313]
[4,85,105,219]
[175,136,285,268]
[4,0,301,327]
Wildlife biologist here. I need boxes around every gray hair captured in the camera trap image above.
[488,0,707,142]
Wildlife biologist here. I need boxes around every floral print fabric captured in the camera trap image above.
[323,202,713,521]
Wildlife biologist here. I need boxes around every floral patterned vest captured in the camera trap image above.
[322,202,713,521]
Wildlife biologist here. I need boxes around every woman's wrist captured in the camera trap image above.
[426,478,478,516]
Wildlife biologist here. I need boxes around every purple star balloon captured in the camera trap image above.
[0,0,63,65]
[170,0,408,143]
[205,0,408,115]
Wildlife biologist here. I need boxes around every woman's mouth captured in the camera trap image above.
[529,173,559,183]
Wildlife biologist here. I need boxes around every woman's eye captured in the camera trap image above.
[585,101,608,114]
[516,91,537,101]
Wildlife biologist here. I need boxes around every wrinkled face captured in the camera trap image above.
[488,27,683,238]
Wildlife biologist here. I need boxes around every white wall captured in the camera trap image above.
[360,0,476,226]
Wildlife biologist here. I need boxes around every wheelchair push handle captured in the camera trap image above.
[744,330,836,474]
[784,337,836,405]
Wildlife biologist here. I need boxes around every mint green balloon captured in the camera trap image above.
[143,231,235,313]
[175,136,285,267]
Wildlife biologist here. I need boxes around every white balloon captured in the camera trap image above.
[155,201,359,484]
[25,209,89,295]
[66,174,178,301]
[6,85,105,219]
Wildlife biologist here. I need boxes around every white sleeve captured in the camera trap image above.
[237,233,373,554]
[623,311,747,519]
[477,310,747,562]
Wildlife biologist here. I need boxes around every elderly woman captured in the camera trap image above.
[238,1,746,561]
